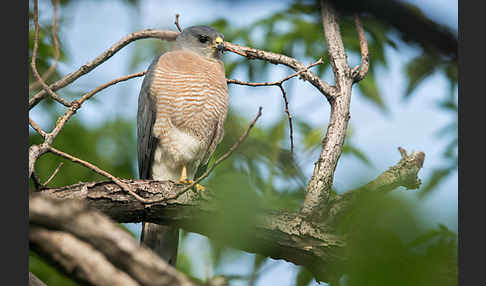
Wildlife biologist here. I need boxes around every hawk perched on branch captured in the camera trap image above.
[137,26,229,265]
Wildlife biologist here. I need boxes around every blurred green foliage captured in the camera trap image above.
[29,0,457,285]
[334,193,457,286]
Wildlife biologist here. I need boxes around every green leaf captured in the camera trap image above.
[343,144,372,166]
[419,167,454,198]
[404,54,440,97]
[356,71,387,111]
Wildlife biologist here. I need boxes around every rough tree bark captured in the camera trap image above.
[35,148,424,282]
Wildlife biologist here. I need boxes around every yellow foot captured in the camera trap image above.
[178,165,206,192]
[178,178,206,192]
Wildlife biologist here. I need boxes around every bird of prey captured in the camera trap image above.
[137,25,229,266]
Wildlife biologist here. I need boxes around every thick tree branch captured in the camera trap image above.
[301,0,354,217]
[38,180,344,282]
[30,227,139,286]
[36,145,424,283]
[30,195,198,286]
[328,147,425,220]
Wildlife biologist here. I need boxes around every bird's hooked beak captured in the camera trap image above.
[214,36,225,52]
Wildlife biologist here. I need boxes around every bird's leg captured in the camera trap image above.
[179,165,189,183]
[178,165,205,192]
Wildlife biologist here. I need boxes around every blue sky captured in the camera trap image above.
[30,1,458,285]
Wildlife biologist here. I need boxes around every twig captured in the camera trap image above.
[50,71,146,140]
[174,14,183,32]
[224,42,337,100]
[47,146,152,204]
[29,0,60,92]
[29,117,47,138]
[351,14,369,82]
[278,84,294,154]
[29,72,146,178]
[29,29,178,110]
[43,162,63,186]
[30,0,71,108]
[226,58,323,87]
[227,59,322,154]
[77,71,146,105]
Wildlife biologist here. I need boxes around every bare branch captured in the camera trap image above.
[226,58,323,87]
[351,14,370,82]
[278,84,294,154]
[29,144,49,178]
[29,30,178,110]
[174,14,183,32]
[29,0,60,92]
[47,146,151,203]
[77,71,146,105]
[43,162,63,186]
[29,117,47,138]
[28,72,146,179]
[301,0,355,217]
[227,59,323,155]
[30,0,71,108]
[224,43,337,100]
[329,147,425,219]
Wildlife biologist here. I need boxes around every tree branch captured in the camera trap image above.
[30,227,139,286]
[29,0,60,92]
[38,180,344,282]
[301,0,355,217]
[36,145,424,283]
[30,195,198,286]
[224,43,337,100]
[351,14,369,82]
[29,30,178,110]
[328,147,425,220]
[30,0,72,108]
[174,14,183,32]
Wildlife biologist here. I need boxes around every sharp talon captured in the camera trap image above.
[194,184,206,192]
[178,178,193,185]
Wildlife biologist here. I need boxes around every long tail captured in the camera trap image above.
[141,222,179,266]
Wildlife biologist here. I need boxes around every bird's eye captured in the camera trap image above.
[198,35,209,43]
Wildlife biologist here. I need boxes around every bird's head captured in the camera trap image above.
[174,25,225,60]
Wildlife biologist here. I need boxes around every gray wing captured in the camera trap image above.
[137,55,161,180]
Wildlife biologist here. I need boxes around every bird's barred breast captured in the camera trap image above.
[150,50,229,158]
